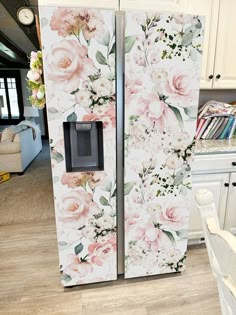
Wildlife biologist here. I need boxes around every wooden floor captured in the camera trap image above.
[0,219,221,315]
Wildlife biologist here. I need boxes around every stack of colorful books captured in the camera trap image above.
[196,101,236,140]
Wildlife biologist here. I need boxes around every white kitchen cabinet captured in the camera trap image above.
[224,172,236,234]
[184,0,220,89]
[213,0,236,89]
[188,172,229,240]
[186,0,236,89]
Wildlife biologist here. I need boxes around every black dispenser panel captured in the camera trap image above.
[63,121,104,172]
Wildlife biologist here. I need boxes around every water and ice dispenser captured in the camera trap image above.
[63,121,104,172]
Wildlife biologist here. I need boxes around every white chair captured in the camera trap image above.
[195,189,236,315]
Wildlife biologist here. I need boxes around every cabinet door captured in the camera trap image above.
[120,0,187,11]
[185,0,220,89]
[224,173,236,234]
[188,173,229,240]
[213,0,236,88]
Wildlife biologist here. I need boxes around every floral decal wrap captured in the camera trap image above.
[124,12,204,278]
[39,6,116,286]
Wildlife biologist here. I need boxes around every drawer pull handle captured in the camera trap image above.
[224,183,229,187]
[216,74,221,79]
[208,74,213,80]
[232,162,236,166]
[232,182,236,187]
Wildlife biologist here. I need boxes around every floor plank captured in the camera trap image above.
[0,220,221,315]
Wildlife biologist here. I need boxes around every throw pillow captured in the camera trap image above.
[1,127,16,142]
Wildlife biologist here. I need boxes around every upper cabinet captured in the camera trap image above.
[185,0,236,89]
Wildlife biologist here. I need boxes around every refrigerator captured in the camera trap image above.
[39,2,204,286]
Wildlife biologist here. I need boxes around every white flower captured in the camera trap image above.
[92,77,113,97]
[96,215,114,230]
[172,131,190,151]
[75,90,92,107]
[165,154,183,170]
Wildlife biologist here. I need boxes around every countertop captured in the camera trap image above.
[195,139,236,155]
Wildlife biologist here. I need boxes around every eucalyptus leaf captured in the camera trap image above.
[97,30,110,46]
[173,170,186,186]
[96,51,107,65]
[74,243,84,255]
[124,182,134,195]
[181,32,194,47]
[51,151,64,163]
[61,274,72,283]
[102,180,112,192]
[58,241,68,246]
[99,196,110,206]
[109,42,116,54]
[125,36,136,53]
[176,230,188,239]
[67,112,77,122]
[184,105,197,119]
[163,230,175,243]
[48,107,58,113]
[169,105,183,128]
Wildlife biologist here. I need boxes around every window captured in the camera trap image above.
[0,70,24,125]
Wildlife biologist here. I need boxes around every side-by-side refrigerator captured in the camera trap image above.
[39,1,204,286]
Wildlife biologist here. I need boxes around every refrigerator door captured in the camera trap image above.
[39,5,117,286]
[124,11,204,278]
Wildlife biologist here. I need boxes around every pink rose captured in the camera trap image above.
[164,64,198,107]
[156,198,188,231]
[58,190,98,224]
[172,14,192,25]
[83,106,116,129]
[88,237,116,266]
[141,94,179,132]
[50,8,76,37]
[46,40,94,93]
[63,254,93,279]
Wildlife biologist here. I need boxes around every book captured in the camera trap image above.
[213,117,230,139]
[208,117,225,139]
[228,117,236,139]
[195,118,206,138]
[201,117,218,139]
[196,117,212,140]
[206,117,225,139]
[225,116,236,140]
[218,116,235,139]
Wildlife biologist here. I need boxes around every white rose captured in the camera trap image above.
[75,90,92,107]
[165,153,183,170]
[92,77,113,97]
[96,215,114,230]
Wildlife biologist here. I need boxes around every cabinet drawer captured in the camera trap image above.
[192,153,236,174]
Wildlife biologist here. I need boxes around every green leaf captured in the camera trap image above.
[99,196,110,206]
[184,105,197,119]
[74,243,83,255]
[53,176,60,183]
[169,105,183,128]
[124,182,134,195]
[102,180,112,192]
[58,241,68,246]
[163,230,175,243]
[96,51,107,65]
[97,30,110,46]
[51,151,64,163]
[67,112,77,122]
[176,230,188,239]
[181,32,194,47]
[109,42,116,54]
[111,188,117,198]
[48,107,58,113]
[125,36,136,54]
[61,273,72,283]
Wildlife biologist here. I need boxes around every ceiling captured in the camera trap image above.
[0,0,39,69]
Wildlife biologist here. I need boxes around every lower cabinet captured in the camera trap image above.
[188,152,236,242]
[188,172,229,240]
[224,172,236,234]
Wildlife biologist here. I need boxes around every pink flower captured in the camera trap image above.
[141,94,179,132]
[46,40,94,93]
[83,106,116,129]
[63,254,93,279]
[156,198,188,231]
[58,190,98,224]
[164,63,198,107]
[88,237,116,266]
[61,171,107,190]
[50,8,104,40]
[172,14,192,25]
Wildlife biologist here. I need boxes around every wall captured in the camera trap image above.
[199,89,236,107]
